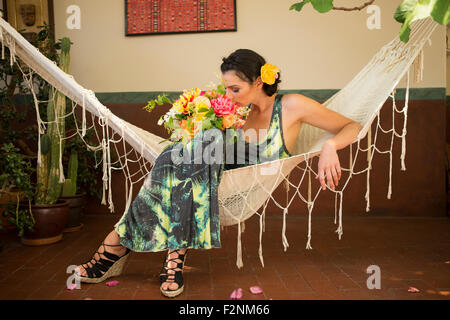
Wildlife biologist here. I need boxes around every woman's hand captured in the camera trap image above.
[315,140,342,190]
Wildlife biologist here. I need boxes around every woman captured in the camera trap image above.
[75,49,362,298]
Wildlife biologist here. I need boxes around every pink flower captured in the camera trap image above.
[67,284,78,290]
[249,286,263,295]
[106,280,119,287]
[211,95,237,117]
[235,118,246,129]
[230,288,243,299]
[408,287,420,293]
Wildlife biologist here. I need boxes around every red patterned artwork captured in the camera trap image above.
[126,0,237,35]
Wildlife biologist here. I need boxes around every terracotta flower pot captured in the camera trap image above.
[59,193,86,232]
[20,199,70,246]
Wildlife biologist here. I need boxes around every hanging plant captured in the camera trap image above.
[289,0,450,43]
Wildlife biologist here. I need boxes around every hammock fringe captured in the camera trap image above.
[0,16,439,269]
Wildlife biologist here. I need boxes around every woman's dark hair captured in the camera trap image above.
[220,49,281,97]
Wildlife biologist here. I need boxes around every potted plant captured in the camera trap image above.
[18,36,75,246]
[1,19,105,243]
[0,20,56,238]
[0,23,71,245]
[0,143,35,235]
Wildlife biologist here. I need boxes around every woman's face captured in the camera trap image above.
[221,70,260,107]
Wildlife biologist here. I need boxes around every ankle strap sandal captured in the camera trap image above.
[160,249,187,298]
[78,242,130,284]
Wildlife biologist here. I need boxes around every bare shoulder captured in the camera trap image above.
[281,93,318,121]
[283,93,320,107]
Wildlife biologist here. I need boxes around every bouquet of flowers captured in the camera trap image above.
[144,85,250,145]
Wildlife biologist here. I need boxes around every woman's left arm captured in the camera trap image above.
[288,94,363,191]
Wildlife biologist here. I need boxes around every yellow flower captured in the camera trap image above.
[172,88,202,114]
[173,100,187,113]
[194,112,206,122]
[182,88,202,103]
[193,96,211,108]
[260,63,280,85]
[193,96,211,122]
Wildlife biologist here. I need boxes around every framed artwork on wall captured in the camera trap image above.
[125,0,237,36]
[2,0,54,43]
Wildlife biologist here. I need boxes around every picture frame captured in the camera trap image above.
[125,0,237,36]
[2,0,55,43]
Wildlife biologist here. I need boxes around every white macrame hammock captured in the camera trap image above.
[0,16,439,268]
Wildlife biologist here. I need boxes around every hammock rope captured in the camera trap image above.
[0,16,438,268]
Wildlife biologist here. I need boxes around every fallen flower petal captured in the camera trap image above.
[67,284,78,290]
[106,280,119,287]
[249,286,263,295]
[84,298,93,300]
[230,288,243,300]
[408,287,420,293]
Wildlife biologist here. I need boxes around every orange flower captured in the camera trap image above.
[222,114,235,129]
[179,119,188,129]
[180,119,199,140]
[184,129,195,140]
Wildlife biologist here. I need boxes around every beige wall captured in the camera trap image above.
[5,0,447,93]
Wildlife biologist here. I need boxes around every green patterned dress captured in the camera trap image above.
[114,93,292,252]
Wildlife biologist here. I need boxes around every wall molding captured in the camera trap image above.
[11,88,446,105]
[95,88,446,104]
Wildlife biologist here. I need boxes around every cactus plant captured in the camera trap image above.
[61,149,78,197]
[35,37,71,205]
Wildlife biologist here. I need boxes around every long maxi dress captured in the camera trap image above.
[114,93,292,252]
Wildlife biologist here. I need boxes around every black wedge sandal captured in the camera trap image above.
[77,242,131,284]
[160,249,187,298]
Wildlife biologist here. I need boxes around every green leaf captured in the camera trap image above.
[216,84,226,95]
[158,137,174,144]
[201,119,212,130]
[143,94,173,113]
[311,0,333,13]
[290,1,311,11]
[197,107,210,113]
[394,0,436,43]
[431,0,450,24]
[399,20,412,42]
[394,0,418,23]
[213,117,223,129]
[162,95,173,104]
[143,100,156,112]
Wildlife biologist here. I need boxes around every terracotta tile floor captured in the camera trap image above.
[0,214,449,300]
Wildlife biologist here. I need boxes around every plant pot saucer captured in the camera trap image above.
[21,234,63,246]
[63,223,83,233]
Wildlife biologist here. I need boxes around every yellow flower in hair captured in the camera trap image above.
[260,63,280,85]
